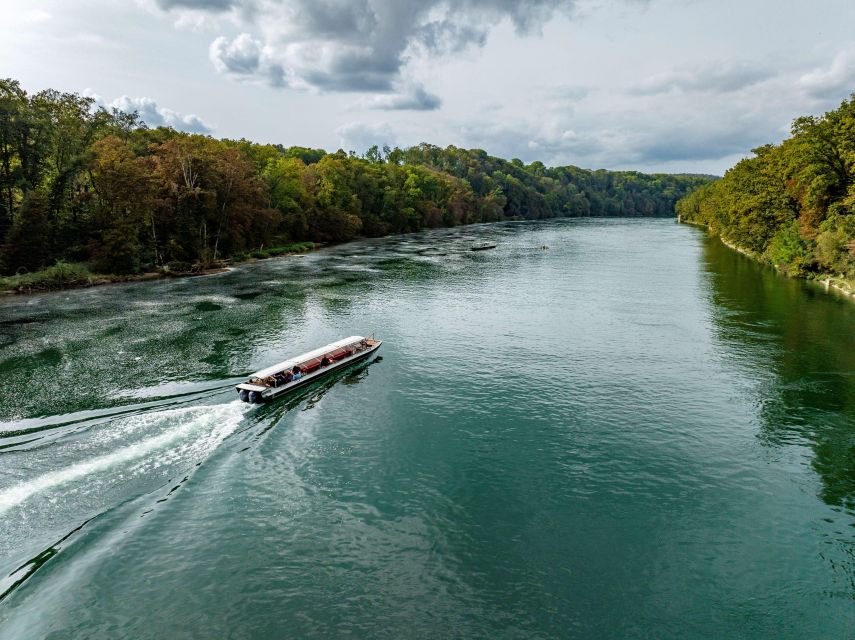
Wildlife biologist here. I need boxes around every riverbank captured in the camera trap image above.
[679,218,855,302]
[0,263,232,295]
[1,242,318,295]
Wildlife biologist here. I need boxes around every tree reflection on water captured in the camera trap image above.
[702,237,855,511]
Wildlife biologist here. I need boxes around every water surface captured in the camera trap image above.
[0,219,853,638]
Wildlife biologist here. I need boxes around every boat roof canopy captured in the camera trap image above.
[250,336,364,379]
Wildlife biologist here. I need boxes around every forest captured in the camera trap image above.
[0,78,711,286]
[676,95,855,287]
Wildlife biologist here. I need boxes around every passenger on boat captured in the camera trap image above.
[273,372,287,387]
[292,366,302,380]
[321,356,331,367]
[282,370,293,383]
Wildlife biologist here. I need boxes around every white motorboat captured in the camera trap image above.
[235,335,382,403]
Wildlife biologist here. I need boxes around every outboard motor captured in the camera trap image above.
[248,391,261,404]
[239,389,249,403]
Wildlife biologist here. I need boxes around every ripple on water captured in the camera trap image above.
[0,401,247,568]
[0,219,854,638]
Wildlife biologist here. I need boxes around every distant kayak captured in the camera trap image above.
[471,243,497,251]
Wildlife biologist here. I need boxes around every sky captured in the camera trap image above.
[1,0,854,174]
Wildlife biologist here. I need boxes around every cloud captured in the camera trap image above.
[549,85,590,101]
[209,33,287,86]
[455,121,755,171]
[365,84,442,110]
[450,79,794,171]
[414,19,489,54]
[210,32,262,74]
[631,62,774,96]
[336,122,398,154]
[145,2,855,173]
[156,0,238,10]
[798,49,855,101]
[109,95,214,134]
[455,121,602,165]
[23,9,52,23]
[158,0,575,100]
[622,122,769,165]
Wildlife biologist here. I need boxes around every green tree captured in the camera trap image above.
[3,190,51,273]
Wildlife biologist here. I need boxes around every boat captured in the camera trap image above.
[471,243,497,251]
[235,335,382,403]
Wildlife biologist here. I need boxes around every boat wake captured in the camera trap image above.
[0,401,248,571]
[0,403,245,515]
[0,355,384,607]
[0,379,245,451]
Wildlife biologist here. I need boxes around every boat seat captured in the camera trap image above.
[301,358,323,373]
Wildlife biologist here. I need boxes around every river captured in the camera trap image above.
[0,218,853,638]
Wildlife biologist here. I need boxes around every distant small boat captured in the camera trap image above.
[471,243,497,251]
[416,247,447,256]
[236,335,382,403]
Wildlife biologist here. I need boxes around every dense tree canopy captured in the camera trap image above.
[0,78,711,277]
[676,95,855,281]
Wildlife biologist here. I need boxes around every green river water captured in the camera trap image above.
[0,218,853,638]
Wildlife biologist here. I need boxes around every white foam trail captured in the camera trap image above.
[0,402,245,514]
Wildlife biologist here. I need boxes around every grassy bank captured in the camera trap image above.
[232,242,317,262]
[1,242,319,295]
[717,234,855,300]
[1,262,111,293]
[682,220,855,302]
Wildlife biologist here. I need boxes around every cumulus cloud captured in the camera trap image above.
[468,49,855,171]
[798,49,855,101]
[455,116,769,172]
[414,20,488,54]
[456,121,602,165]
[631,62,774,96]
[209,33,287,86]
[210,32,262,74]
[157,0,575,106]
[364,84,441,110]
[451,72,801,172]
[110,95,214,134]
[336,122,398,154]
[145,2,855,171]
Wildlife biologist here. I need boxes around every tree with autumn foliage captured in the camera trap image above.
[0,77,711,282]
[677,94,855,282]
